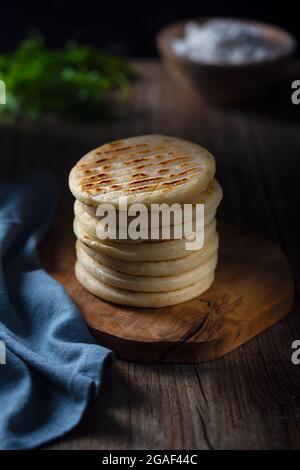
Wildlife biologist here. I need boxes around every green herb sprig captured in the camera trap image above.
[0,34,134,122]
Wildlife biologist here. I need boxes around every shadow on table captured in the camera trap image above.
[45,363,145,449]
[226,75,300,124]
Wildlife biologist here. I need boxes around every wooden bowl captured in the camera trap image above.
[156,18,297,105]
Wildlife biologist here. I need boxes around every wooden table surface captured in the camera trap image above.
[1,60,300,450]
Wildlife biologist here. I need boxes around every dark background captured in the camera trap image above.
[1,0,299,56]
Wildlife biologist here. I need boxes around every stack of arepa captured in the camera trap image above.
[69,135,222,308]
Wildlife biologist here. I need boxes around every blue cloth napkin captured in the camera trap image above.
[0,173,113,450]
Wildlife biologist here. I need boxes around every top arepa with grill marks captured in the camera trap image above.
[69,135,215,207]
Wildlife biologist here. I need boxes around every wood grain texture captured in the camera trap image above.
[2,60,300,449]
[39,223,294,363]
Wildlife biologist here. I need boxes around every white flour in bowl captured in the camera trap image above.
[171,19,285,65]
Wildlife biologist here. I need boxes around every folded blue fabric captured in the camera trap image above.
[0,173,113,450]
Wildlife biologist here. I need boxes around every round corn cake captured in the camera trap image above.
[75,261,215,308]
[76,177,223,227]
[76,240,218,292]
[74,198,216,243]
[73,217,217,261]
[78,232,219,277]
[69,135,216,208]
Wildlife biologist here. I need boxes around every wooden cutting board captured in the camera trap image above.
[40,221,294,363]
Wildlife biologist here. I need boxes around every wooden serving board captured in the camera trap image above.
[40,222,294,363]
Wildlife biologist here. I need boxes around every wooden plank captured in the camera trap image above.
[247,118,300,287]
[48,321,300,449]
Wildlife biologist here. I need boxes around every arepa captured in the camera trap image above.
[74,198,217,243]
[78,232,219,277]
[76,240,218,292]
[77,177,223,226]
[75,261,215,308]
[73,217,217,261]
[69,135,215,208]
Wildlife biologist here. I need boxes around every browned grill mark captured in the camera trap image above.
[132,173,148,178]
[121,185,160,193]
[161,178,188,187]
[96,144,149,156]
[159,157,189,165]
[81,179,114,190]
[137,149,152,154]
[169,154,190,159]
[85,175,115,187]
[170,168,198,177]
[92,173,107,179]
[83,159,114,170]
[127,149,153,157]
[129,154,161,161]
[125,158,145,165]
[80,172,107,183]
[158,169,169,173]
[126,177,163,187]
[106,146,133,153]
[94,179,113,184]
